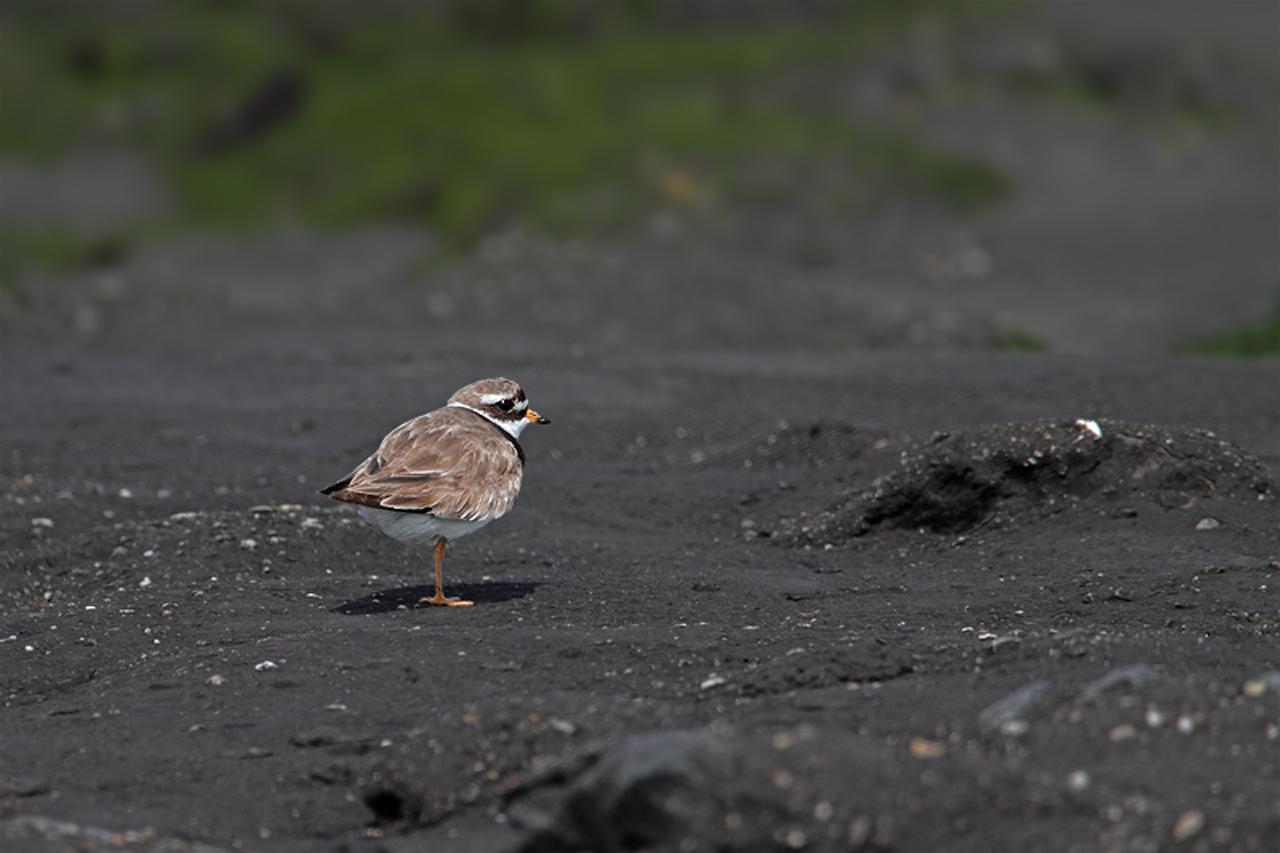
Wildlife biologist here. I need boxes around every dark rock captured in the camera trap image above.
[361,694,688,827]
[504,726,1029,853]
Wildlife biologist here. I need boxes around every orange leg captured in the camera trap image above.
[418,538,473,608]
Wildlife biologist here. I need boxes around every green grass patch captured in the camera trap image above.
[1178,312,1280,358]
[989,328,1049,352]
[0,229,137,303]
[1,1,1014,244]
[0,230,129,270]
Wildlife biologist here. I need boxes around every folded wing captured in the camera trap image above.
[322,408,523,521]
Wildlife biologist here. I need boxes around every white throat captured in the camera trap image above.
[448,402,529,438]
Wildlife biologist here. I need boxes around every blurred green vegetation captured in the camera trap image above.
[0,0,1012,247]
[988,328,1048,352]
[1178,309,1280,358]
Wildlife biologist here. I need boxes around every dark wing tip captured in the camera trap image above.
[321,477,351,496]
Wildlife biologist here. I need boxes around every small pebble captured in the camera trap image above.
[700,675,726,690]
[1243,672,1280,697]
[31,517,53,528]
[999,719,1029,737]
[207,674,227,686]
[240,538,258,551]
[1194,517,1221,531]
[549,718,576,735]
[1176,715,1196,734]
[254,660,278,671]
[1108,724,1137,742]
[1172,809,1205,842]
[1066,770,1091,793]
[908,737,946,758]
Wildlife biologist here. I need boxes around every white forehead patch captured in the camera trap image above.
[479,391,528,413]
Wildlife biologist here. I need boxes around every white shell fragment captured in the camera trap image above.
[1074,418,1103,440]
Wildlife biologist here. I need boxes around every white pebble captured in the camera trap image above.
[1074,419,1103,440]
[1109,724,1137,741]
[549,718,577,735]
[254,660,279,671]
[999,719,1029,737]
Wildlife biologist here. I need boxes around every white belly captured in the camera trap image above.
[356,506,492,545]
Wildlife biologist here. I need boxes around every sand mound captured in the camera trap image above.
[782,419,1273,544]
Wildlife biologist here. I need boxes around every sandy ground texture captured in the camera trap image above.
[2,336,1278,852]
[2,2,1279,852]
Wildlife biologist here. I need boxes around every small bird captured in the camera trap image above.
[322,378,549,607]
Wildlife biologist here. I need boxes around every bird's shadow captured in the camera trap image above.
[333,581,541,615]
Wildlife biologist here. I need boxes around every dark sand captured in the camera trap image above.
[2,2,1278,851]
[3,333,1278,851]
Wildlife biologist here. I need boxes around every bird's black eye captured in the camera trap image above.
[497,398,514,411]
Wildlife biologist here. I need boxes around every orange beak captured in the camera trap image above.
[525,409,550,425]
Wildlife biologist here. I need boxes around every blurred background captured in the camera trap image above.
[0,0,1276,356]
